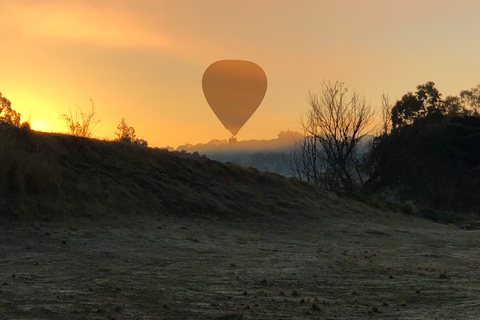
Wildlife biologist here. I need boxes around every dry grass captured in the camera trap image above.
[1,124,479,319]
[0,125,330,224]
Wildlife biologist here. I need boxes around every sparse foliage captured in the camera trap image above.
[460,84,480,114]
[114,118,148,147]
[287,134,323,184]
[443,95,466,116]
[289,81,375,192]
[60,99,101,138]
[380,93,393,136]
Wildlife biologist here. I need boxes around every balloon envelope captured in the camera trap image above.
[202,60,267,136]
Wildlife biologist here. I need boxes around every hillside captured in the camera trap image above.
[2,125,480,319]
[0,125,325,224]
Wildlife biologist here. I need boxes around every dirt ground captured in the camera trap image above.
[1,207,479,320]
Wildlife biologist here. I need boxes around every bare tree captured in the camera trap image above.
[289,81,375,192]
[380,93,392,136]
[287,133,323,184]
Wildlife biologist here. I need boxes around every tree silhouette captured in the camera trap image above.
[289,81,374,192]
[115,118,148,147]
[391,81,444,128]
[0,92,21,127]
[365,82,480,213]
[460,84,480,114]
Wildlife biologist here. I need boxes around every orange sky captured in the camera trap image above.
[1,0,480,148]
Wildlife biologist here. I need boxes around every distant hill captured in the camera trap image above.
[176,130,303,176]
[0,125,330,223]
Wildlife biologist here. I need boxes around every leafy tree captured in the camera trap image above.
[115,118,148,147]
[391,81,444,128]
[0,92,21,127]
[366,113,480,212]
[366,82,480,213]
[59,100,101,138]
[416,81,443,114]
[460,84,480,114]
[443,95,466,116]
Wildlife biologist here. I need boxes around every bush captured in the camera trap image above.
[114,118,148,147]
[402,200,418,215]
[59,99,101,138]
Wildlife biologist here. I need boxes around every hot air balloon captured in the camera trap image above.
[202,60,267,137]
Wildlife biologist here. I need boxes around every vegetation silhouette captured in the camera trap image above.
[286,80,480,221]
[0,92,24,127]
[288,81,374,192]
[115,117,148,147]
[460,83,480,114]
[2,80,479,224]
[366,81,480,216]
[59,99,101,138]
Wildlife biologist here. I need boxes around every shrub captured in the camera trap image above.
[59,99,101,138]
[402,200,418,215]
[114,118,148,147]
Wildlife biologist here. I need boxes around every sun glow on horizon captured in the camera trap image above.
[29,118,56,133]
[1,1,480,148]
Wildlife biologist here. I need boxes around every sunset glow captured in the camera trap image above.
[2,0,480,148]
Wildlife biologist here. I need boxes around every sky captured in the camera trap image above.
[1,0,480,148]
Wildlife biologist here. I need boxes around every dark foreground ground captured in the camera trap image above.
[1,205,479,320]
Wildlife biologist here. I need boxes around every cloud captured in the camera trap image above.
[3,2,169,48]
